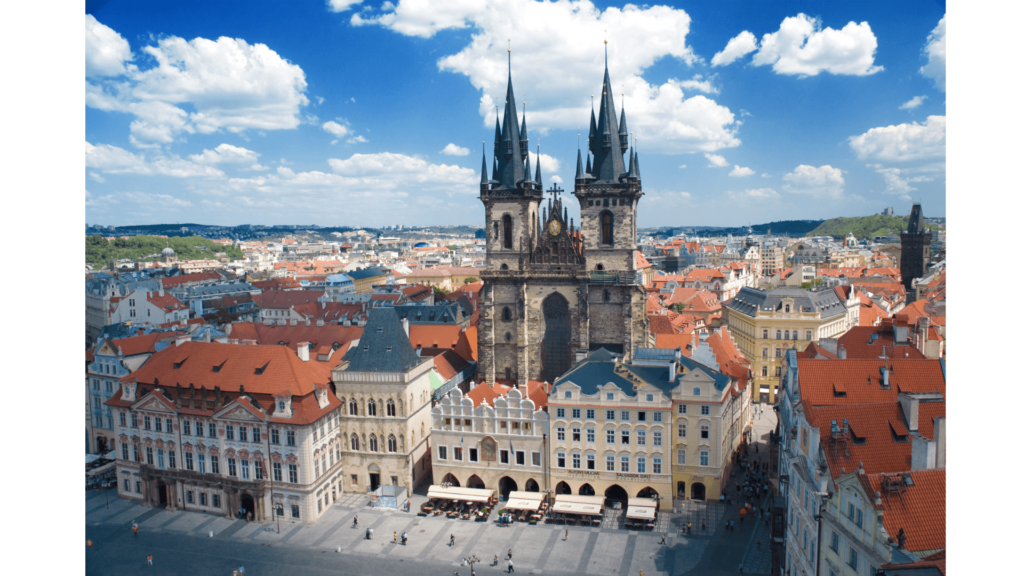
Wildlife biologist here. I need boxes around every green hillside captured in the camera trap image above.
[86,235,243,268]
[808,215,912,239]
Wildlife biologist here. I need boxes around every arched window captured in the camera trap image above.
[367,399,377,416]
[596,264,604,271]
[387,434,397,453]
[603,289,610,302]
[348,399,358,416]
[386,399,396,417]
[500,263,509,270]
[784,330,790,340]
[776,330,782,340]
[502,214,513,249]
[369,434,378,452]
[350,434,359,451]
[502,306,512,321]
[504,332,512,342]
[600,211,613,245]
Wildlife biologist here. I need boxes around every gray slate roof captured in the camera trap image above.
[341,308,424,373]
[391,304,461,324]
[725,286,847,319]
[346,267,386,280]
[554,347,731,397]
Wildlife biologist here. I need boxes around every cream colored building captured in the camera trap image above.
[724,287,859,404]
[332,308,435,494]
[430,384,550,497]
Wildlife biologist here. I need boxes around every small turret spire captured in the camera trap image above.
[585,152,592,175]
[493,105,501,156]
[523,150,533,185]
[535,144,543,189]
[618,93,629,152]
[481,141,488,185]
[520,101,529,161]
[575,135,584,180]
[633,138,642,180]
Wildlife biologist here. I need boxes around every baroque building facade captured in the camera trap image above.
[477,52,648,388]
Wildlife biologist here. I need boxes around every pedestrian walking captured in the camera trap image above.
[394,531,398,543]
[508,549,513,560]
[147,555,153,566]
[494,554,499,566]
[239,567,244,575]
[687,522,692,534]
[508,560,514,573]
[247,512,252,523]
[660,534,666,545]
[353,515,359,527]
[133,524,139,539]
[450,534,455,546]
[565,529,569,541]
[755,445,759,454]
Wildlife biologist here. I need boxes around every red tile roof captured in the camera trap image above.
[881,550,945,574]
[866,469,945,554]
[146,291,188,312]
[807,403,917,477]
[160,271,222,289]
[259,290,325,309]
[103,332,180,357]
[796,358,945,407]
[647,314,679,335]
[467,379,549,410]
[419,348,470,380]
[252,277,302,291]
[837,326,926,360]
[408,325,464,351]
[635,251,652,269]
[454,326,478,363]
[655,333,695,356]
[227,322,363,350]
[683,268,726,283]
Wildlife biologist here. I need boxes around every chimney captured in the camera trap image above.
[175,333,188,347]
[910,434,936,470]
[297,342,310,362]
[290,318,298,326]
[934,416,946,468]
[225,323,233,336]
[838,344,846,359]
[159,288,165,297]
[402,317,410,336]
[898,394,919,432]
[917,317,930,353]
[469,380,476,391]
[305,318,311,326]
[205,330,212,343]
[316,318,324,327]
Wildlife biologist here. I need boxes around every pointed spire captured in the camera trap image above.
[588,102,598,156]
[523,151,533,185]
[481,142,489,185]
[575,145,584,180]
[618,97,629,152]
[633,143,642,180]
[493,46,526,190]
[627,146,635,176]
[535,144,543,189]
[492,156,498,181]
[520,102,529,161]
[585,153,592,175]
[591,43,626,182]
[493,107,501,157]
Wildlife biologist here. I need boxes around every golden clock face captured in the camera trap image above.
[548,220,562,236]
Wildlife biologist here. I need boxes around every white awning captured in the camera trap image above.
[551,494,604,516]
[426,486,494,503]
[626,497,658,520]
[504,491,543,511]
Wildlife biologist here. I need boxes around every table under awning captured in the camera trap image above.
[551,494,605,516]
[504,491,544,512]
[626,497,658,520]
[426,486,495,503]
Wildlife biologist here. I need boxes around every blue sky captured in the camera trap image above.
[84,0,946,228]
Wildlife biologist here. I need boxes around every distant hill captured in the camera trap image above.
[749,220,824,236]
[86,235,243,268]
[808,215,913,239]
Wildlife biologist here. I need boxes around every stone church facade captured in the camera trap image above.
[477,52,649,387]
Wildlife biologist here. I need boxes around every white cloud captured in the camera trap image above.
[899,96,928,110]
[347,135,368,143]
[356,0,740,153]
[327,0,363,12]
[550,175,564,184]
[705,153,729,168]
[86,20,309,147]
[441,143,470,156]
[920,16,945,92]
[322,121,350,138]
[711,31,758,67]
[277,166,296,178]
[848,116,945,163]
[782,165,844,197]
[749,14,882,76]
[528,151,561,174]
[86,15,133,77]
[120,191,194,208]
[727,188,779,202]
[678,164,687,169]
[88,172,106,184]
[729,165,755,177]
[874,167,935,202]
[189,143,261,165]
[676,74,718,94]
[85,141,225,178]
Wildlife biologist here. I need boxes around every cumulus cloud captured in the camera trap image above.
[705,153,729,168]
[727,188,779,202]
[676,75,718,94]
[899,96,928,110]
[86,15,133,77]
[86,141,225,178]
[327,0,363,12]
[85,18,309,147]
[355,0,740,153]
[441,143,470,156]
[729,165,755,177]
[88,172,106,184]
[782,165,844,197]
[528,151,561,175]
[711,31,758,67]
[550,175,564,184]
[920,16,945,92]
[731,14,883,76]
[322,121,350,138]
[848,116,945,163]
[347,135,368,143]
[189,143,261,165]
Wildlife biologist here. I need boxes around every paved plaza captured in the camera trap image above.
[85,409,778,576]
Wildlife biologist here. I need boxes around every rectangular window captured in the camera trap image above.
[146,447,153,465]
[701,405,710,415]
[211,455,219,474]
[621,431,630,445]
[183,420,191,435]
[121,444,129,460]
[606,429,615,444]
[678,405,687,414]
[653,457,662,474]
[606,410,615,420]
[557,427,565,441]
[156,449,165,469]
[241,459,250,480]
[168,450,175,468]
[135,481,141,493]
[314,460,320,478]
[762,348,768,358]
[186,490,194,504]
[636,457,646,474]
[572,427,581,441]
[226,425,234,441]
[133,445,140,462]
[209,423,216,437]
[653,412,662,422]
[830,531,840,553]
[516,451,525,465]
[637,430,646,446]
[556,408,565,418]
[620,456,629,473]
[289,464,298,483]
[499,449,509,464]
[228,458,237,477]
[701,425,710,439]
[679,424,687,438]
[123,479,130,492]
[239,427,248,442]
[185,452,194,471]
[166,418,172,432]
[200,493,208,506]
[454,447,463,461]
[587,454,595,470]
[438,446,448,460]
[198,454,206,474]
[638,411,647,421]
[653,430,662,447]
[806,330,813,340]
[469,448,478,462]
[606,455,615,471]
[762,329,769,339]
[586,428,595,442]
[571,408,581,419]
[856,508,863,528]
[586,409,595,419]
[776,348,782,358]
[144,415,151,430]
[318,499,323,513]
[287,430,295,446]
[572,453,581,469]
[848,547,859,570]
[213,494,221,508]
[606,392,614,400]
[271,429,280,444]
[699,450,709,467]
[273,462,282,482]
[557,452,565,468]
[532,452,541,467]
[291,504,300,518]
[120,412,127,427]
[621,410,630,421]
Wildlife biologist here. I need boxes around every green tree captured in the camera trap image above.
[463,277,478,284]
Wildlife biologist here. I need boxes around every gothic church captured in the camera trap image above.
[477,50,649,387]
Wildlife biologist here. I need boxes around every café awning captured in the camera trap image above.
[626,497,658,520]
[426,486,494,503]
[504,491,544,512]
[551,494,605,516]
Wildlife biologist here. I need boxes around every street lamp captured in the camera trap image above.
[465,553,481,572]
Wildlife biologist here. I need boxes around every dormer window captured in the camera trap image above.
[785,304,791,313]
[693,387,701,396]
[278,401,285,411]
[565,391,572,399]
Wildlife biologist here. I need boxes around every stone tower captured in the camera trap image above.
[477,49,648,387]
[900,203,930,300]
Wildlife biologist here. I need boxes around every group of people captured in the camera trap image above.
[497,512,514,526]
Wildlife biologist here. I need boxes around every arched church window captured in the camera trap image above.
[505,332,512,342]
[348,399,358,416]
[596,264,604,271]
[502,214,513,249]
[367,399,377,416]
[600,212,614,246]
[388,435,397,453]
[386,399,396,417]
[369,434,378,452]
[502,306,512,322]
[604,290,610,302]
[350,434,359,451]
[501,263,509,270]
